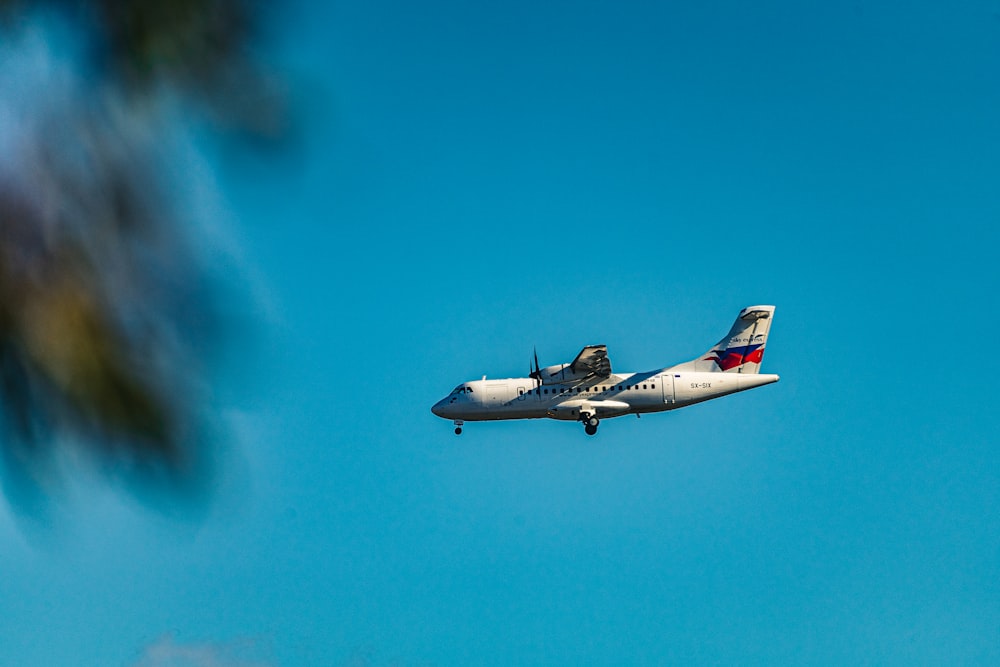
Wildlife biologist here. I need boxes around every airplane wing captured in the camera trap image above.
[569,345,612,380]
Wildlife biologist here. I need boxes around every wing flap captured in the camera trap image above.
[570,345,612,379]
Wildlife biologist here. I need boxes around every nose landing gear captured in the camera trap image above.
[582,414,599,436]
[454,420,464,435]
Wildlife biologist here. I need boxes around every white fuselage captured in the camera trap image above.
[431,370,779,422]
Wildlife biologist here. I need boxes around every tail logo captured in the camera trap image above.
[705,344,765,371]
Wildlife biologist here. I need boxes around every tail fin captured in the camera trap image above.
[668,305,775,374]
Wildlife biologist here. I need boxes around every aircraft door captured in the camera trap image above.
[661,374,675,404]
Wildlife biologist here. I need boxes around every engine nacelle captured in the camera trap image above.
[535,364,569,384]
[535,364,590,385]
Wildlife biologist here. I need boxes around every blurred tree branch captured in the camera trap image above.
[0,0,287,506]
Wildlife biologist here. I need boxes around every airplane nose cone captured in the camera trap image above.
[431,400,446,417]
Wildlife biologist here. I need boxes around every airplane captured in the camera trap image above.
[431,305,778,435]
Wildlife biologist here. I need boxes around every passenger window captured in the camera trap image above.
[643,384,647,389]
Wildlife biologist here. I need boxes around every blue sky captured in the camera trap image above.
[3,1,1000,665]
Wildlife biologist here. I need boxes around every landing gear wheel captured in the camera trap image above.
[584,424,598,436]
[454,427,463,435]
[586,416,599,428]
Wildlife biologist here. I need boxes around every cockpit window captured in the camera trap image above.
[451,386,473,395]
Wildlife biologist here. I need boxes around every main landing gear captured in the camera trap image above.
[582,414,599,436]
[454,420,464,435]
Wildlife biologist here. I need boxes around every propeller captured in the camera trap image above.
[530,346,542,388]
